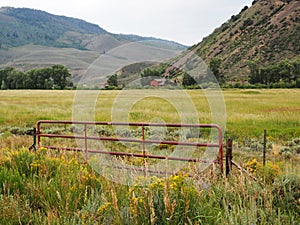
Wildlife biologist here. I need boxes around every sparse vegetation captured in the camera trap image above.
[192,0,300,82]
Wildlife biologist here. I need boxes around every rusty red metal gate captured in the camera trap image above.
[36,120,223,174]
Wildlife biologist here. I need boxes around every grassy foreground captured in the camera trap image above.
[0,89,299,224]
[0,147,299,224]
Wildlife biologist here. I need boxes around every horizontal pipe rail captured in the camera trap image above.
[38,133,220,147]
[37,120,222,128]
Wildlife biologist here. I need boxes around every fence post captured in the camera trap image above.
[226,139,233,177]
[263,130,267,166]
[32,127,37,152]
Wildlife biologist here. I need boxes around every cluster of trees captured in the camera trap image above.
[140,68,162,86]
[182,57,224,87]
[0,65,72,90]
[106,74,118,87]
[248,58,300,87]
[138,57,225,88]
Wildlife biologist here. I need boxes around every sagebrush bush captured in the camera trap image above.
[273,174,300,213]
[0,147,299,224]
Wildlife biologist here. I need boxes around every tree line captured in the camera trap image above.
[105,57,300,89]
[248,58,300,88]
[0,65,72,90]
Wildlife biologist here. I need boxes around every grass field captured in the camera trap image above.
[0,89,299,139]
[0,89,299,224]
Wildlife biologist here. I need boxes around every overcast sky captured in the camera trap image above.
[0,0,253,46]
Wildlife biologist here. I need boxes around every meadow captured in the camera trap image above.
[0,89,299,224]
[0,89,299,138]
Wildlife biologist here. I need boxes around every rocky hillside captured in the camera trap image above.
[190,0,300,82]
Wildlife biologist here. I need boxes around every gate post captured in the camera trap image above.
[142,124,147,176]
[84,124,88,160]
[226,139,233,177]
[37,121,41,149]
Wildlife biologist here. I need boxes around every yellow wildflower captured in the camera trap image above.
[97,202,112,215]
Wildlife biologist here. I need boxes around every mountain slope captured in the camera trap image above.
[0,7,106,49]
[190,0,300,82]
[0,7,186,85]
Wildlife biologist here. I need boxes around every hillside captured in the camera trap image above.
[114,61,157,86]
[115,0,300,87]
[0,7,186,85]
[0,7,106,49]
[190,0,300,82]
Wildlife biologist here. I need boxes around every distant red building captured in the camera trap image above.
[150,78,166,87]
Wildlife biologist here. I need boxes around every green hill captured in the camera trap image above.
[0,7,106,49]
